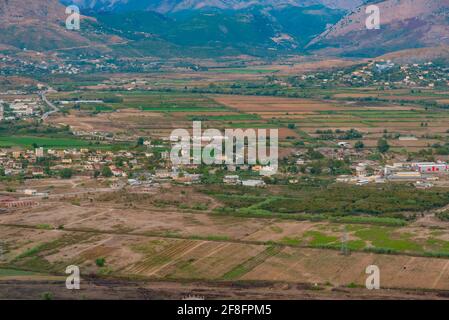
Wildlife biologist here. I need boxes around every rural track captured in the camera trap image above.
[44,41,132,53]
[40,92,59,120]
[433,260,449,289]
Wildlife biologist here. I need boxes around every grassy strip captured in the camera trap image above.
[0,268,39,277]
[0,136,90,148]
[214,207,407,227]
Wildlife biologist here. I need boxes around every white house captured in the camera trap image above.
[242,180,266,187]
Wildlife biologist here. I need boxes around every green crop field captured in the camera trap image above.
[0,136,91,148]
[140,106,227,112]
[187,114,260,121]
[0,268,39,277]
[213,68,279,74]
[206,184,449,222]
[0,136,132,150]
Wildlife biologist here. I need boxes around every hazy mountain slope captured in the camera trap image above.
[3,0,447,59]
[61,0,363,13]
[62,0,181,13]
[96,5,344,51]
[0,0,343,57]
[307,0,449,57]
[320,0,364,10]
[0,0,121,51]
[376,46,449,64]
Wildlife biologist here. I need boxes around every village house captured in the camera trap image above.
[155,169,171,179]
[0,196,38,208]
[242,180,266,187]
[31,167,45,176]
[109,166,127,177]
[412,162,448,174]
[223,175,241,185]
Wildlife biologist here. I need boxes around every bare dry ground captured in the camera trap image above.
[1,224,448,292]
[212,95,344,113]
[49,110,168,134]
[0,183,449,299]
[257,59,362,75]
[2,278,448,300]
[243,247,449,290]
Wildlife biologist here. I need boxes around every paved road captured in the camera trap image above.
[40,92,59,120]
[18,187,121,201]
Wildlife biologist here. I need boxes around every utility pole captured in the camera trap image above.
[0,240,4,261]
[341,225,350,256]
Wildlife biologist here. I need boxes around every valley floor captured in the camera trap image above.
[0,181,449,299]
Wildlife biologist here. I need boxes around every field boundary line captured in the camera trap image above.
[190,243,231,267]
[1,223,449,261]
[432,259,449,289]
[150,241,206,277]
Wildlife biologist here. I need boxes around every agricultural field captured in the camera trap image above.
[0,136,91,148]
[2,62,449,300]
[0,181,449,299]
[44,84,449,153]
[1,0,449,303]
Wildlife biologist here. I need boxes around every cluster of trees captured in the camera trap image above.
[259,185,449,216]
[0,121,70,136]
[59,166,113,179]
[377,138,390,153]
[297,159,351,176]
[432,143,449,155]
[355,141,364,150]
[315,128,363,140]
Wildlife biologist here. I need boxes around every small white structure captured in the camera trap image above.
[223,175,240,185]
[415,181,434,189]
[242,180,266,187]
[412,162,448,174]
[399,136,418,141]
[356,179,369,186]
[337,142,350,148]
[35,147,44,158]
[23,189,37,195]
[155,170,171,179]
[388,171,422,181]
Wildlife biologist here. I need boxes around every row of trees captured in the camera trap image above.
[59,166,113,179]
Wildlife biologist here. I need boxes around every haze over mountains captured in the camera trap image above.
[61,0,365,13]
[0,0,120,52]
[308,0,449,56]
[0,0,448,59]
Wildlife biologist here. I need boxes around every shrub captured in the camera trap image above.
[355,141,364,150]
[41,292,53,300]
[59,168,73,179]
[95,257,106,267]
[436,211,449,221]
[377,138,390,153]
[101,166,113,178]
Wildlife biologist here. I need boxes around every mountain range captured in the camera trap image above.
[60,0,365,13]
[0,0,120,52]
[308,0,449,56]
[0,0,447,59]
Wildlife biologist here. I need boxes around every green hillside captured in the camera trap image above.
[95,5,345,55]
